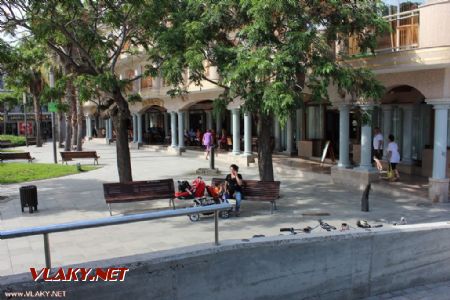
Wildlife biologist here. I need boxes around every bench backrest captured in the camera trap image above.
[211,178,280,201]
[60,151,98,158]
[0,152,32,160]
[103,179,175,202]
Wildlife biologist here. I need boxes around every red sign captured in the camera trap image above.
[18,122,33,135]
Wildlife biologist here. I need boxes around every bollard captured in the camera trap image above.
[361,183,370,212]
[210,146,215,169]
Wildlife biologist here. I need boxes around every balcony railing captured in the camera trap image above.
[346,9,420,57]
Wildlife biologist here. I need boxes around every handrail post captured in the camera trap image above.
[214,210,219,246]
[44,233,51,269]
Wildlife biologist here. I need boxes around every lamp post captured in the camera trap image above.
[23,92,28,147]
[49,70,57,164]
[3,102,8,135]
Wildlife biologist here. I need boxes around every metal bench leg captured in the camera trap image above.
[108,204,112,216]
[170,198,176,210]
[271,202,274,214]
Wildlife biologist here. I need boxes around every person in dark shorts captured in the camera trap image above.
[373,127,383,172]
[225,164,243,216]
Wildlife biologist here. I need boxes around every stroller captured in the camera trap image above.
[174,177,231,222]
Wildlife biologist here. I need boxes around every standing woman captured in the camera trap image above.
[387,134,400,181]
[202,129,213,160]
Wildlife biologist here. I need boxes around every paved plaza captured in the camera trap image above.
[2,140,450,298]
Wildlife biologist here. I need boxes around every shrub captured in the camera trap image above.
[0,135,26,146]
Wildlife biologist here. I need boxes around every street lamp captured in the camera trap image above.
[3,101,8,135]
[49,70,57,164]
[23,92,28,147]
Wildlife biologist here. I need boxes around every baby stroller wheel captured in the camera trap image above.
[189,213,200,222]
[219,211,230,219]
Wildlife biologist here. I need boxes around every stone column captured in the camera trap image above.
[107,118,113,140]
[206,110,213,130]
[132,114,137,143]
[285,115,293,154]
[216,111,222,135]
[359,105,374,170]
[164,112,169,138]
[86,116,92,139]
[170,112,177,148]
[426,99,450,202]
[232,108,241,155]
[401,104,414,164]
[137,113,143,144]
[105,119,110,142]
[274,117,281,152]
[178,111,185,149]
[381,105,392,159]
[243,112,252,156]
[338,104,351,168]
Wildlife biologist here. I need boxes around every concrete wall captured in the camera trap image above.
[2,223,450,300]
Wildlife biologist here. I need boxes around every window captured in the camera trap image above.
[141,76,152,89]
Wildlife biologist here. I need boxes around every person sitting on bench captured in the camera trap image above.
[225,164,243,216]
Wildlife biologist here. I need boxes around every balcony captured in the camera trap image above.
[346,9,420,57]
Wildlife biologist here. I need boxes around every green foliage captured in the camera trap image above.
[0,93,19,107]
[0,163,98,184]
[127,93,142,104]
[0,135,26,146]
[147,0,387,126]
[212,97,228,120]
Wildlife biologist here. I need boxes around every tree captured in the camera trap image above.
[0,0,156,182]
[0,93,19,135]
[145,0,387,180]
[0,38,48,146]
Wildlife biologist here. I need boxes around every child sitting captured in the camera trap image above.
[217,181,231,203]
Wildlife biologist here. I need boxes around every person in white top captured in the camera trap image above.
[373,127,383,172]
[387,134,400,181]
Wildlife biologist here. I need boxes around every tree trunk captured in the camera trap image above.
[112,88,132,182]
[64,80,75,151]
[32,94,43,147]
[257,112,274,181]
[76,95,83,151]
[71,90,77,149]
[64,113,72,151]
[58,111,64,148]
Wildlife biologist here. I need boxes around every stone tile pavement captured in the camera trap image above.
[363,280,450,300]
[1,139,450,299]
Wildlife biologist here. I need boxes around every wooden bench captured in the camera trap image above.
[212,178,280,213]
[0,140,13,148]
[103,179,175,216]
[0,152,35,163]
[60,151,100,165]
[26,137,36,145]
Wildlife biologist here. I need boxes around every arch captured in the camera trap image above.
[138,98,165,114]
[380,85,426,105]
[178,99,214,111]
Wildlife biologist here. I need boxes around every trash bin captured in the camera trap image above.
[20,185,38,213]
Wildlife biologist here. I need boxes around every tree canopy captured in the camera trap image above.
[145,0,388,179]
